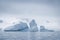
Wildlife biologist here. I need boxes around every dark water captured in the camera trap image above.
[0,31,60,40]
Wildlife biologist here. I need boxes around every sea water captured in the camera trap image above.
[0,31,60,40]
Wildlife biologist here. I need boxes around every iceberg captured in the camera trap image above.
[29,19,38,32]
[4,22,29,32]
[40,26,54,32]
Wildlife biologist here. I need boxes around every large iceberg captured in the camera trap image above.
[4,19,54,32]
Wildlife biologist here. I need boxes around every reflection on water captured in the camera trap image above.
[0,31,60,40]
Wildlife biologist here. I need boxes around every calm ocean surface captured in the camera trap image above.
[0,31,60,40]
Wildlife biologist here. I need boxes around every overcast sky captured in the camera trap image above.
[0,0,60,31]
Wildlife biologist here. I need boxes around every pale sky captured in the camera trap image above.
[0,0,60,31]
